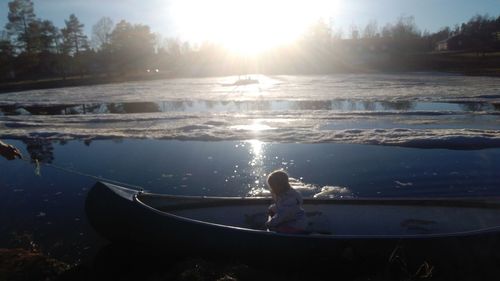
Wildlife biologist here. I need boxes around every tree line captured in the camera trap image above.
[0,0,157,82]
[1,0,500,82]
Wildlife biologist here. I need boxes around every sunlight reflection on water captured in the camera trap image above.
[244,139,354,198]
[230,121,275,131]
[247,140,267,195]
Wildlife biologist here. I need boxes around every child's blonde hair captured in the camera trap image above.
[267,170,291,195]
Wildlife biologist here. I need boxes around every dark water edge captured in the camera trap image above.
[0,73,174,94]
[1,138,500,280]
[2,99,500,115]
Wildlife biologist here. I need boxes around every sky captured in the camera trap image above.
[1,0,500,41]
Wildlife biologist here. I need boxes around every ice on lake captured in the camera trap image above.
[1,73,500,149]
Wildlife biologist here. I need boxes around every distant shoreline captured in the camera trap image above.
[0,67,499,95]
[0,73,177,94]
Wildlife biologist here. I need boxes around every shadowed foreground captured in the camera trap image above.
[3,237,500,281]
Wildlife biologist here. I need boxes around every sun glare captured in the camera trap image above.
[172,0,339,55]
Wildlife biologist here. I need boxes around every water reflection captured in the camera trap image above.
[291,100,333,110]
[23,139,55,163]
[0,102,162,115]
[380,101,414,111]
[246,140,268,196]
[107,102,161,113]
[1,100,497,116]
[458,102,491,112]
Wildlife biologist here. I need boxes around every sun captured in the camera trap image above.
[172,0,339,56]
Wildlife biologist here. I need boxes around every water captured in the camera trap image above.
[2,73,500,104]
[1,73,500,264]
[2,139,500,263]
[1,74,500,149]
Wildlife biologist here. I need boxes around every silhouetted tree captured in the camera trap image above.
[381,23,393,38]
[60,14,89,78]
[0,38,15,80]
[91,17,113,50]
[381,16,421,41]
[459,14,500,53]
[349,24,360,39]
[392,16,421,40]
[5,0,36,53]
[163,38,181,55]
[37,20,60,53]
[31,20,63,77]
[363,20,379,39]
[302,19,333,55]
[106,20,155,74]
[304,19,332,43]
[61,14,88,56]
[0,6,499,82]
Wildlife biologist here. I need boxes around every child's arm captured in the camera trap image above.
[265,197,299,228]
[268,204,277,216]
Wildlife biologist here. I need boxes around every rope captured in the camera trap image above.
[19,157,143,191]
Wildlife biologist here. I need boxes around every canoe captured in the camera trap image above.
[85,181,500,261]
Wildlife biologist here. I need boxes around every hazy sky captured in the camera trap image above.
[1,0,500,40]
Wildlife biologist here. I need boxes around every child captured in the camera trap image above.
[265,170,308,234]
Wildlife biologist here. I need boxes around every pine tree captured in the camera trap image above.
[38,20,60,53]
[5,0,36,53]
[61,14,88,56]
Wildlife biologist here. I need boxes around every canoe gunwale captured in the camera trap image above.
[137,191,500,210]
[134,193,277,236]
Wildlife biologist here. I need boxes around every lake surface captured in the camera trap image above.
[1,73,500,264]
[1,73,500,149]
[1,139,500,263]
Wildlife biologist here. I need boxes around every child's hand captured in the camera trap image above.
[0,142,22,160]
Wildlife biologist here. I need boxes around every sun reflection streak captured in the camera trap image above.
[246,139,270,196]
[248,139,264,162]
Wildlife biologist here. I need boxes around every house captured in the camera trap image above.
[436,39,448,51]
[435,34,465,51]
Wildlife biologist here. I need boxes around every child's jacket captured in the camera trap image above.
[267,188,308,231]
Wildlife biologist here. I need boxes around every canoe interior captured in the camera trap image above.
[138,194,500,236]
